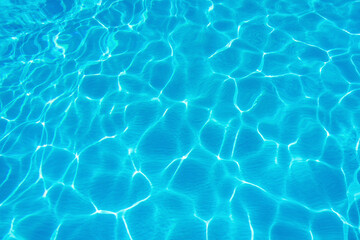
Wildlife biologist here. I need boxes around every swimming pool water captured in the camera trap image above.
[1,0,360,239]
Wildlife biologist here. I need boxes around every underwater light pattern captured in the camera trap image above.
[1,0,360,239]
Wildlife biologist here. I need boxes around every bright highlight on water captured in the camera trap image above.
[1,0,360,239]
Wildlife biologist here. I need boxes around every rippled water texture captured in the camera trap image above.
[1,0,360,239]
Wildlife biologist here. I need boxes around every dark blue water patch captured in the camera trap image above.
[0,118,8,138]
[80,75,117,99]
[233,52,262,78]
[96,8,123,27]
[290,124,327,159]
[112,31,145,54]
[139,126,178,160]
[185,6,209,25]
[0,39,15,59]
[328,106,352,134]
[201,121,224,154]
[258,122,280,142]
[249,90,283,119]
[14,212,57,239]
[236,76,263,110]
[299,75,322,98]
[209,46,241,74]
[126,201,157,239]
[0,88,15,109]
[155,190,194,218]
[150,0,171,16]
[208,217,233,240]
[126,101,161,130]
[310,23,350,50]
[348,199,360,226]
[42,0,64,18]
[171,158,211,195]
[262,53,291,76]
[315,2,348,26]
[319,91,339,110]
[333,55,360,83]
[0,159,10,185]
[321,136,343,168]
[186,105,210,130]
[271,222,311,240]
[279,103,317,144]
[241,22,272,50]
[200,29,229,56]
[240,143,276,178]
[271,75,303,103]
[83,62,102,75]
[149,61,173,90]
[300,12,324,30]
[213,20,236,32]
[286,161,328,209]
[209,4,235,20]
[162,70,187,101]
[233,127,263,157]
[265,29,291,52]
[341,90,360,110]
[177,124,195,154]
[309,161,346,203]
[212,80,239,122]
[195,187,217,219]
[1,123,43,154]
[300,44,329,62]
[276,145,292,167]
[57,214,117,240]
[168,217,206,240]
[236,185,277,236]
[311,212,344,240]
[258,164,287,195]
[62,59,77,73]
[278,201,311,226]
[348,228,360,240]
[56,187,95,216]
[0,207,13,238]
[91,174,133,210]
[0,164,21,203]
[215,175,237,201]
[41,148,74,181]
[170,24,204,56]
[128,42,171,72]
[62,0,74,11]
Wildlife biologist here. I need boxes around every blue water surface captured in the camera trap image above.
[1,0,360,239]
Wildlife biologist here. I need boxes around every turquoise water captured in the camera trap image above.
[1,0,360,239]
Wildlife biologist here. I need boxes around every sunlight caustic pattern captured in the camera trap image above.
[1,0,360,239]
